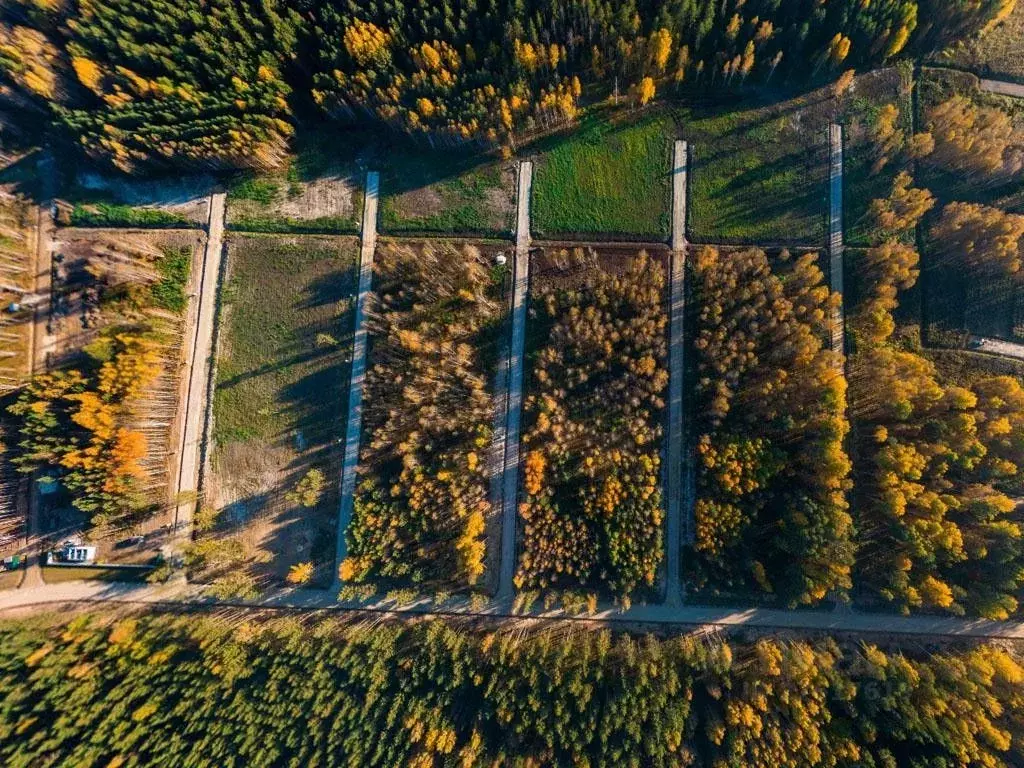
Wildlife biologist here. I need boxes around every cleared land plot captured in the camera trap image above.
[685,246,851,608]
[681,91,830,245]
[57,167,211,228]
[934,2,1024,83]
[843,68,916,247]
[916,69,1024,345]
[26,229,201,566]
[0,153,38,391]
[207,234,357,588]
[343,240,509,593]
[379,149,515,236]
[531,112,673,239]
[226,134,363,234]
[517,246,669,600]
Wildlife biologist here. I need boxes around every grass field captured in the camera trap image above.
[226,132,363,235]
[41,566,151,584]
[210,234,357,585]
[531,111,673,238]
[680,90,830,245]
[934,1,1024,83]
[379,148,514,236]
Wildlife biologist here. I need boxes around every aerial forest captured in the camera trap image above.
[688,246,852,607]
[518,249,668,600]
[344,242,502,590]
[1,612,1023,767]
[0,0,1013,168]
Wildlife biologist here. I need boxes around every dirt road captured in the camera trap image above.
[172,192,225,536]
[496,161,532,602]
[334,171,378,583]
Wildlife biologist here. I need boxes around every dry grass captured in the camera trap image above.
[935,1,1024,83]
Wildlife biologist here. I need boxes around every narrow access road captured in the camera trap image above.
[7,579,1024,640]
[496,161,532,602]
[334,171,379,584]
[967,336,1024,361]
[828,123,845,355]
[980,78,1024,98]
[487,273,511,591]
[664,140,687,607]
[172,192,225,537]
[19,150,56,590]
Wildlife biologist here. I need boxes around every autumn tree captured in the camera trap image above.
[8,333,163,529]
[517,249,668,599]
[343,242,498,589]
[849,233,1024,618]
[689,247,853,606]
[922,95,1024,177]
[931,201,1024,278]
[867,171,936,237]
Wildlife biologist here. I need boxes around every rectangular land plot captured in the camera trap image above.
[682,91,830,245]
[917,69,1024,346]
[342,239,510,593]
[226,133,363,234]
[57,167,211,228]
[11,228,203,565]
[517,246,670,600]
[846,245,1024,620]
[0,154,38,390]
[685,246,851,607]
[917,68,1024,212]
[530,112,673,239]
[207,234,357,588]
[932,1,1024,83]
[842,68,916,247]
[379,148,516,237]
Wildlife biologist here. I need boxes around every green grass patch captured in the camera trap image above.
[70,203,194,229]
[680,92,830,244]
[41,565,152,584]
[150,246,192,313]
[213,235,357,448]
[228,175,281,204]
[531,111,672,238]
[379,150,514,236]
[227,215,361,235]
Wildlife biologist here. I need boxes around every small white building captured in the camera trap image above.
[48,541,97,565]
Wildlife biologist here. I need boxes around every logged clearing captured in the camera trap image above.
[681,90,830,245]
[380,150,515,236]
[936,1,1024,83]
[531,113,673,239]
[209,234,357,586]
